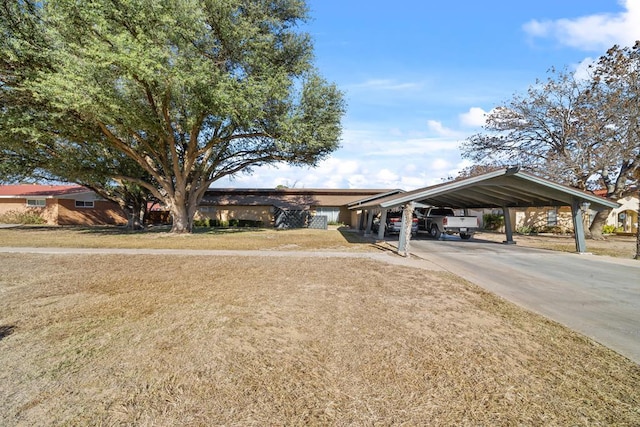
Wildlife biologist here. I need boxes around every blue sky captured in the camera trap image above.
[214,0,640,190]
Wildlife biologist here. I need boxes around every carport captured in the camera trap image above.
[349,167,620,255]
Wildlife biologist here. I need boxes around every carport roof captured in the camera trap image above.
[351,167,620,211]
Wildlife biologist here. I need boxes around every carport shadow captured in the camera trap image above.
[337,227,376,244]
[410,231,508,245]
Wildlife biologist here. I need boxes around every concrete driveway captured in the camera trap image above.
[404,234,640,364]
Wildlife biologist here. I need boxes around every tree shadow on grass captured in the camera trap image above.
[72,225,269,236]
[0,325,16,341]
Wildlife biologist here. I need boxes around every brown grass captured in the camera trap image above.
[0,226,374,251]
[1,252,639,426]
[476,231,637,259]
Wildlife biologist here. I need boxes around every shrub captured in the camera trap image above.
[602,224,623,234]
[193,219,210,227]
[516,225,535,235]
[238,219,264,228]
[539,225,566,234]
[0,209,46,225]
[483,213,504,230]
[228,219,239,227]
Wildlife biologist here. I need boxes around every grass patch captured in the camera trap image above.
[1,253,638,425]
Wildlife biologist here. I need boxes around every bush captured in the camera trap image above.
[539,225,566,234]
[238,219,264,228]
[204,219,264,228]
[483,213,504,230]
[516,225,535,235]
[193,218,210,227]
[602,224,623,234]
[0,209,46,225]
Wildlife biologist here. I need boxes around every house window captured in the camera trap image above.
[75,200,94,208]
[26,199,46,207]
[547,209,558,226]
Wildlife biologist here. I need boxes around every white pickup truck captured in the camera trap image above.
[417,207,478,240]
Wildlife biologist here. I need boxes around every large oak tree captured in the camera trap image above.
[0,0,345,232]
[462,42,640,238]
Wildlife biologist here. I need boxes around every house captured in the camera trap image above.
[0,184,127,226]
[502,189,638,235]
[198,188,398,228]
[511,206,576,234]
[0,184,397,228]
[596,188,639,234]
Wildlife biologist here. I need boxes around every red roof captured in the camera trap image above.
[0,184,91,197]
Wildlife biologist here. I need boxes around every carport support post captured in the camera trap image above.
[502,207,515,244]
[364,209,374,236]
[377,209,388,240]
[571,199,588,254]
[397,202,415,257]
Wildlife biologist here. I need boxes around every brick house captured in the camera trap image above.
[507,188,638,234]
[0,184,127,226]
[198,188,397,228]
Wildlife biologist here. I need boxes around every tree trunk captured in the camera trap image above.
[589,209,610,240]
[170,203,193,233]
[122,197,147,230]
[125,210,137,230]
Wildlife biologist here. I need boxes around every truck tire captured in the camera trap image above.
[460,233,472,240]
[430,225,441,239]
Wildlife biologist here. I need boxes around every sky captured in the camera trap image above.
[212,0,640,191]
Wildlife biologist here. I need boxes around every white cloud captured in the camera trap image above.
[340,126,463,158]
[573,57,597,81]
[318,157,360,175]
[523,0,640,51]
[376,168,399,183]
[430,158,452,172]
[365,137,461,157]
[459,107,488,127]
[427,120,460,137]
[347,174,369,188]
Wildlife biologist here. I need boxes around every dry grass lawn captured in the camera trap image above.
[0,226,375,252]
[1,249,639,425]
[475,231,637,259]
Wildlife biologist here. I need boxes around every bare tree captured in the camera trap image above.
[462,43,640,239]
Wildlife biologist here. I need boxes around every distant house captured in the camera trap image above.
[510,206,575,234]
[596,188,639,234]
[0,184,127,226]
[506,188,638,235]
[199,188,398,228]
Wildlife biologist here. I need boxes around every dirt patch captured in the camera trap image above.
[1,253,638,425]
